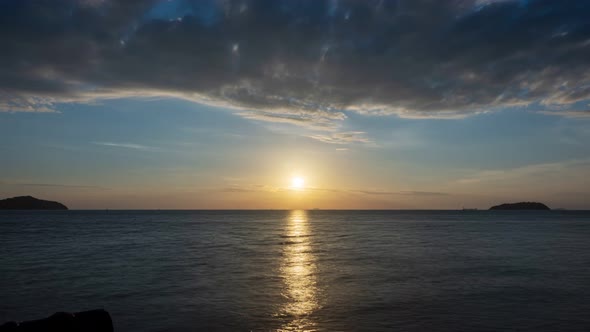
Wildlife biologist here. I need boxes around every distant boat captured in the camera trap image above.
[462,207,478,211]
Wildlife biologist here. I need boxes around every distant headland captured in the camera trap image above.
[0,196,68,210]
[489,202,550,210]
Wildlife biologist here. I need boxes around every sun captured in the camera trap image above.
[290,176,305,190]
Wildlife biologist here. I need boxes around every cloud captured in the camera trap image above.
[0,95,60,113]
[352,190,449,196]
[540,110,590,118]
[219,184,287,193]
[2,0,590,124]
[220,186,262,193]
[92,141,152,150]
[237,109,345,130]
[0,181,106,189]
[398,191,450,196]
[307,131,371,144]
[219,184,449,197]
[457,158,590,184]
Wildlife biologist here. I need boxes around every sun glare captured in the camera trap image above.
[290,176,305,190]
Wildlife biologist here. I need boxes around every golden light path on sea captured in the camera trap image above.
[277,210,319,331]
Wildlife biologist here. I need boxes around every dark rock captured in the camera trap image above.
[0,196,68,210]
[0,309,112,332]
[489,202,550,210]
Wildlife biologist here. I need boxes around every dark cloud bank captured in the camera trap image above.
[2,0,590,124]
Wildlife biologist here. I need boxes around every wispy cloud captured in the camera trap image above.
[92,141,152,150]
[218,184,448,197]
[457,159,590,184]
[0,181,107,189]
[237,110,343,130]
[307,131,371,145]
[540,110,590,118]
[0,95,60,113]
[219,184,287,193]
[398,191,450,196]
[352,190,449,196]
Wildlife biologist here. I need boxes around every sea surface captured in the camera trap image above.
[1,210,590,331]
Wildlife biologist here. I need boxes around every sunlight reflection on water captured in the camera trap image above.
[277,210,319,332]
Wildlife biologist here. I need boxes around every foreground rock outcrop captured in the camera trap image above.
[489,202,550,210]
[0,196,68,210]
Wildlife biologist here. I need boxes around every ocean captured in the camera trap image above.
[1,210,590,331]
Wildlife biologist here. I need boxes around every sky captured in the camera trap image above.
[1,0,590,209]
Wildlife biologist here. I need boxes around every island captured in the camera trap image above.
[0,196,68,210]
[489,202,550,210]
